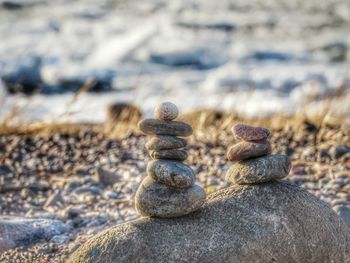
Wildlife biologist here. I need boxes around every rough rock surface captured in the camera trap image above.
[233,124,270,141]
[227,141,271,161]
[135,176,205,218]
[226,154,291,184]
[150,149,188,161]
[147,160,195,188]
[139,119,193,137]
[69,182,350,263]
[0,217,67,253]
[146,136,187,151]
[154,102,179,121]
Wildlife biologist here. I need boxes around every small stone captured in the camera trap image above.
[73,186,103,196]
[227,141,271,161]
[61,206,82,220]
[154,102,179,121]
[103,190,119,199]
[95,167,121,186]
[50,234,70,244]
[147,160,195,188]
[233,124,270,141]
[146,136,187,151]
[44,191,64,208]
[139,119,193,137]
[329,145,350,159]
[149,149,188,161]
[135,176,206,218]
[225,154,291,184]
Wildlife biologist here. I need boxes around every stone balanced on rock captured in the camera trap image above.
[136,102,206,218]
[226,123,291,184]
[69,123,350,263]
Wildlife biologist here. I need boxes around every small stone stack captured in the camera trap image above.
[225,124,291,184]
[135,102,206,218]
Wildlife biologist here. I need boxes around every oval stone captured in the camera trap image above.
[154,102,179,121]
[149,149,188,161]
[233,124,270,141]
[227,141,271,161]
[139,119,193,137]
[146,136,187,151]
[225,154,291,184]
[135,176,206,218]
[147,160,195,188]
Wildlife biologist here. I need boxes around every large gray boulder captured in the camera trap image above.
[69,182,350,263]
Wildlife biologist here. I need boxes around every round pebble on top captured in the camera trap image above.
[154,102,179,121]
[233,124,270,141]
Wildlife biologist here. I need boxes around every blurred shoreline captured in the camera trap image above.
[0,0,349,123]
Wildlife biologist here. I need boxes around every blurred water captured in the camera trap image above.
[0,0,349,122]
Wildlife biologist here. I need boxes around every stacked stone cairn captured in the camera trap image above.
[135,102,206,218]
[225,124,291,184]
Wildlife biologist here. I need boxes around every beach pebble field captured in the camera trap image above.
[0,118,349,262]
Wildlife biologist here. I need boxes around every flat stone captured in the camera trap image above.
[233,124,270,141]
[225,154,291,184]
[149,149,188,161]
[0,216,67,253]
[69,182,350,263]
[227,141,271,161]
[154,102,179,121]
[135,176,206,218]
[147,160,195,188]
[139,119,193,137]
[95,167,121,186]
[44,190,64,208]
[146,136,187,151]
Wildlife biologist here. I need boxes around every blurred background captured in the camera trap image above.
[0,0,349,124]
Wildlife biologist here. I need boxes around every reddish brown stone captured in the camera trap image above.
[227,141,271,161]
[233,124,270,141]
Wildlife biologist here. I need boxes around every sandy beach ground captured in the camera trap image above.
[0,110,349,262]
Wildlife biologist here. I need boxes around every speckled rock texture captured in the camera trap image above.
[146,136,187,151]
[154,102,179,121]
[135,176,205,218]
[227,141,271,161]
[139,119,193,137]
[233,124,270,141]
[226,154,291,184]
[69,182,350,263]
[147,160,195,188]
[149,149,188,161]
